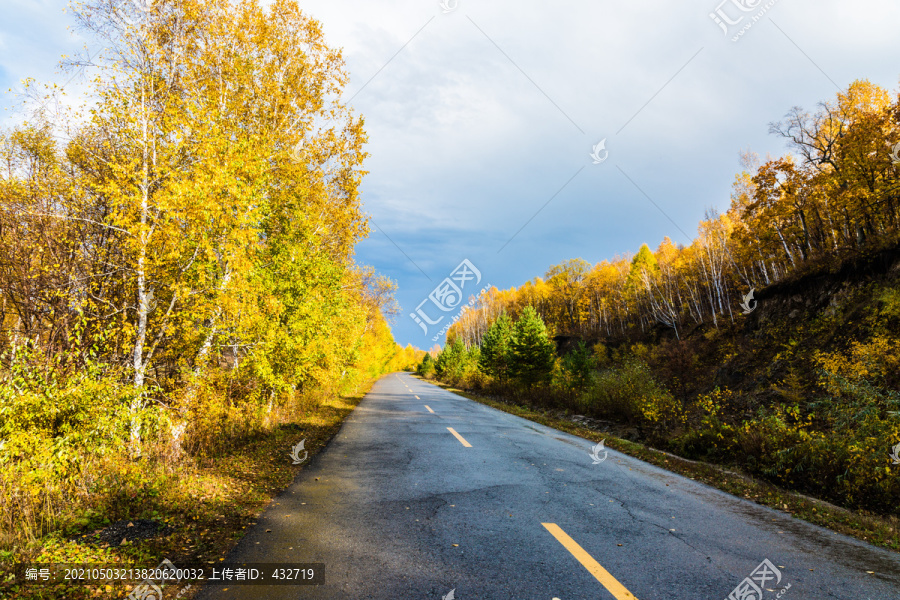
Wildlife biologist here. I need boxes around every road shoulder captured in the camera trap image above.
[417,375,900,554]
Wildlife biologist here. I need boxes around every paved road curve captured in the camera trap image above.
[194,372,900,599]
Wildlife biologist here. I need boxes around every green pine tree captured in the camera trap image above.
[478,312,514,384]
[435,337,466,381]
[560,341,597,390]
[509,306,556,386]
[417,353,436,377]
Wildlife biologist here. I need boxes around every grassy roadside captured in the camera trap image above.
[418,376,900,554]
[0,379,376,600]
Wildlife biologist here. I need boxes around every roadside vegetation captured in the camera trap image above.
[0,1,421,597]
[425,79,900,542]
[423,377,900,552]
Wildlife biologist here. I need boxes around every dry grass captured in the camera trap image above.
[0,379,377,599]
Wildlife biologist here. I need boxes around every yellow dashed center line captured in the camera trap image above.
[414,395,420,399]
[425,405,435,413]
[542,523,639,600]
[446,427,472,447]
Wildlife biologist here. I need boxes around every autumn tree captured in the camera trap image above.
[0,0,376,450]
[544,258,591,335]
[641,237,683,337]
[445,79,900,359]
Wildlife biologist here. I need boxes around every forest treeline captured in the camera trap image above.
[0,0,419,553]
[431,79,900,518]
[449,80,900,346]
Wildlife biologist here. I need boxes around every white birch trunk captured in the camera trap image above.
[131,81,151,454]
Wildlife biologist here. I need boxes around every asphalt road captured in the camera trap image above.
[193,372,900,600]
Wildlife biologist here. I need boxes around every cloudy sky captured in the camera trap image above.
[3,0,900,348]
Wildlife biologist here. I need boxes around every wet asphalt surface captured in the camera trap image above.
[193,372,900,600]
